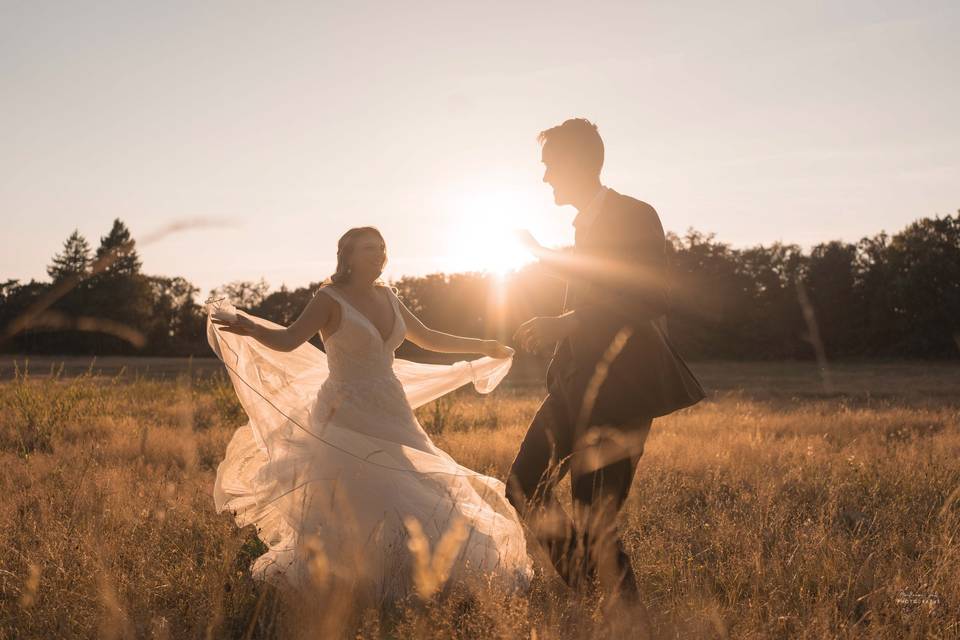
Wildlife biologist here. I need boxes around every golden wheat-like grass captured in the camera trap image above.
[0,362,958,638]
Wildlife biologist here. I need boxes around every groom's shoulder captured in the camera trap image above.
[606,189,664,233]
[608,189,657,216]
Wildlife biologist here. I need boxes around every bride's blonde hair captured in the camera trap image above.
[326,226,387,286]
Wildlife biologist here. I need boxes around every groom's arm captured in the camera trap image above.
[538,202,669,327]
[514,204,668,353]
[574,206,669,329]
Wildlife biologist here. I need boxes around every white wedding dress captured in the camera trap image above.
[207,286,532,601]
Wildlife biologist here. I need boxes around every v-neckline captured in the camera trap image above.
[330,286,397,344]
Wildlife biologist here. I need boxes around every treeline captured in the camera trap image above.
[2,220,206,356]
[2,212,958,360]
[665,214,959,359]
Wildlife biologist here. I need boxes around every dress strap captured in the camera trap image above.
[384,286,401,314]
[317,286,350,315]
[317,285,341,302]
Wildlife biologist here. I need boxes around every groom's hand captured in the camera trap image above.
[513,315,575,354]
[514,229,544,256]
[481,340,515,359]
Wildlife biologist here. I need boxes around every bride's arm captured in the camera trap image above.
[396,297,513,358]
[212,291,334,352]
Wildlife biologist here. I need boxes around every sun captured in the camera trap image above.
[441,187,539,276]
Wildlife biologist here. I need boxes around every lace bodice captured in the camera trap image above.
[318,286,407,384]
[309,286,425,449]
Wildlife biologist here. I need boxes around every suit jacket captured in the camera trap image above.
[544,188,705,428]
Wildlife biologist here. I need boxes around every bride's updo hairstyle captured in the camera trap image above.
[327,226,387,285]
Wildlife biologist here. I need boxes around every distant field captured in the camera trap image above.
[1,360,958,638]
[0,355,229,381]
[5,353,960,398]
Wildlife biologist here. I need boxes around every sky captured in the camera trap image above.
[2,0,958,296]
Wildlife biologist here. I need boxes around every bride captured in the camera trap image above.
[207,226,532,602]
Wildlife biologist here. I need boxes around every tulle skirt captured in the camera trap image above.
[207,312,533,602]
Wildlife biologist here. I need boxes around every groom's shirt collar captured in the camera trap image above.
[572,185,609,232]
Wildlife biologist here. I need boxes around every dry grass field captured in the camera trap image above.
[1,358,958,639]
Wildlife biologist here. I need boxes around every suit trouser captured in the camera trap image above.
[506,383,652,596]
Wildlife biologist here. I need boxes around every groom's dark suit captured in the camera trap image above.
[507,188,705,596]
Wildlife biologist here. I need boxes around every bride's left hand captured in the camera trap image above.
[211,314,259,337]
[482,340,515,359]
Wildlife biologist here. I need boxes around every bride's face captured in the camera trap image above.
[349,234,387,278]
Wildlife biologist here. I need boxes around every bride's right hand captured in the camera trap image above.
[482,340,515,359]
[212,314,259,337]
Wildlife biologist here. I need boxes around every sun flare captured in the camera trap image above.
[441,188,539,276]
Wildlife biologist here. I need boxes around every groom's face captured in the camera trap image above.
[541,143,585,206]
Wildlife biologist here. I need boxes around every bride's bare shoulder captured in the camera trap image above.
[311,285,341,308]
[309,286,342,335]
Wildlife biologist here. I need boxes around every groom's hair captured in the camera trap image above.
[537,118,604,175]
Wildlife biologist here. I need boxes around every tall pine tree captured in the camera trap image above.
[95,218,141,278]
[88,218,151,353]
[47,230,92,282]
[37,230,94,352]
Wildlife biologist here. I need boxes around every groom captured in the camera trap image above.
[509,118,705,605]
